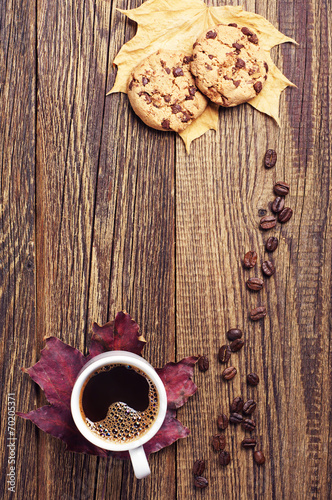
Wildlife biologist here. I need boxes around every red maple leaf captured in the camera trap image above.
[18,312,198,459]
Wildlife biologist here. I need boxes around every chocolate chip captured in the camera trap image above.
[189,86,197,96]
[185,95,194,100]
[161,119,170,130]
[206,64,212,70]
[264,62,269,73]
[163,95,171,103]
[128,79,134,90]
[142,76,149,86]
[235,58,246,69]
[193,41,198,49]
[171,103,182,114]
[234,80,241,88]
[228,23,238,28]
[183,55,193,64]
[173,67,184,77]
[138,91,152,103]
[254,81,263,93]
[181,112,191,123]
[241,27,253,36]
[232,42,244,50]
[249,34,259,44]
[165,67,171,74]
[208,54,214,59]
[206,30,217,39]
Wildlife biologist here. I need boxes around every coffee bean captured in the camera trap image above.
[247,373,260,386]
[253,451,265,465]
[227,328,243,341]
[243,399,257,415]
[212,434,226,451]
[265,237,278,252]
[278,207,293,223]
[246,277,264,291]
[198,355,209,372]
[271,196,285,213]
[260,215,276,230]
[241,27,253,36]
[230,339,244,352]
[194,476,209,488]
[193,459,205,476]
[250,306,266,321]
[242,438,257,448]
[217,413,229,431]
[219,345,231,364]
[219,451,231,466]
[262,260,275,277]
[242,418,256,431]
[243,251,257,269]
[222,367,237,380]
[274,181,289,196]
[230,396,244,413]
[229,413,243,424]
[264,149,277,168]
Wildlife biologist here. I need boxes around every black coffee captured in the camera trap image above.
[80,364,159,444]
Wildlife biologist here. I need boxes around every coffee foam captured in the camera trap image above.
[81,364,159,444]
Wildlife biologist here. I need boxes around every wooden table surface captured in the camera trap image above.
[1,0,331,498]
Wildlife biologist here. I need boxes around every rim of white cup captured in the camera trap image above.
[70,351,168,451]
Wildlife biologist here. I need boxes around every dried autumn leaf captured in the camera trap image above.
[109,0,296,151]
[18,312,198,459]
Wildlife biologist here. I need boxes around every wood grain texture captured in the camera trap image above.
[1,0,331,498]
[0,0,37,498]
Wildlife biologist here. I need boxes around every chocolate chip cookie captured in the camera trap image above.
[191,24,269,107]
[127,50,208,132]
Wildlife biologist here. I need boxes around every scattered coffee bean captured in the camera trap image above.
[227,328,242,341]
[194,476,209,488]
[247,373,260,386]
[265,236,278,252]
[250,306,267,321]
[229,413,243,424]
[242,438,257,448]
[222,366,237,380]
[219,451,231,466]
[271,196,285,213]
[230,339,244,352]
[230,396,244,413]
[274,181,289,196]
[212,434,226,451]
[193,459,205,476]
[217,413,229,431]
[253,450,265,465]
[246,277,264,291]
[242,418,256,431]
[243,399,257,415]
[243,251,257,269]
[264,149,277,168]
[260,215,276,230]
[198,355,209,372]
[262,260,275,277]
[219,345,231,363]
[278,207,293,223]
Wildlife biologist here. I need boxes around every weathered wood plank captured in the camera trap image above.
[0,0,37,497]
[176,0,332,499]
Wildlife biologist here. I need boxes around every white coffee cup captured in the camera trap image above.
[71,351,167,479]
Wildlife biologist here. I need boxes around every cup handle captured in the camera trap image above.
[128,446,151,479]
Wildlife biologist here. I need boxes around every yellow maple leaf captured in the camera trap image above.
[109,0,296,151]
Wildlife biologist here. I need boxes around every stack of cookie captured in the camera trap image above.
[127,24,269,133]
